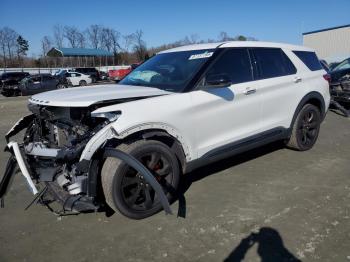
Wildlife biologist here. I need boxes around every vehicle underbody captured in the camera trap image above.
[0,100,172,216]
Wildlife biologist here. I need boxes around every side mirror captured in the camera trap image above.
[206,73,232,87]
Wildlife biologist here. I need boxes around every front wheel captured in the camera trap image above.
[286,104,321,151]
[101,140,180,219]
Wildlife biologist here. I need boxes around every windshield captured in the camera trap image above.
[333,58,350,71]
[119,49,215,92]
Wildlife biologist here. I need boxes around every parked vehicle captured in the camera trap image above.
[0,72,30,96]
[99,71,109,80]
[74,67,100,82]
[66,72,92,86]
[330,57,350,82]
[329,57,350,106]
[320,59,330,73]
[108,63,140,82]
[108,67,132,81]
[18,74,67,95]
[1,41,330,220]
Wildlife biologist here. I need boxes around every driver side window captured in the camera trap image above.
[199,48,253,87]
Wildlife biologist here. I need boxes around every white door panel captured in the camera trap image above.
[258,75,301,130]
[190,83,263,158]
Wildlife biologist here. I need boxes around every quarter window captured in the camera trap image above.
[293,51,322,71]
[202,48,253,85]
[251,48,296,79]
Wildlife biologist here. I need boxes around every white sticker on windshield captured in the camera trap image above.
[189,51,214,60]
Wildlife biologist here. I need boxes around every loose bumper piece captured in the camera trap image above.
[104,148,173,215]
[7,142,38,195]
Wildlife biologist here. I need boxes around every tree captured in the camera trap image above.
[16,35,29,57]
[0,28,7,67]
[86,24,102,49]
[133,30,147,61]
[41,36,52,67]
[53,24,64,48]
[41,36,52,56]
[63,26,80,48]
[100,27,121,63]
[236,35,247,41]
[218,31,235,41]
[4,27,18,64]
[76,31,86,48]
[122,33,135,52]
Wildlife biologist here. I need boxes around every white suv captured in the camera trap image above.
[1,41,330,219]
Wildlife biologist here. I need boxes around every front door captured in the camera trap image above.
[190,48,263,158]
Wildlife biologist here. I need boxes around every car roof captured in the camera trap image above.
[159,41,314,53]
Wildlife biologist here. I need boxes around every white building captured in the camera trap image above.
[303,24,350,63]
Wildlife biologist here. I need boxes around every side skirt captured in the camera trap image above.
[185,127,290,173]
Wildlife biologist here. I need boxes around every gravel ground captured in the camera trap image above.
[0,95,349,262]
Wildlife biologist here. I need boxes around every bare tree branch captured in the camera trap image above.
[86,24,102,49]
[53,24,64,48]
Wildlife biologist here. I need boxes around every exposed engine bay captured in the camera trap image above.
[1,98,172,215]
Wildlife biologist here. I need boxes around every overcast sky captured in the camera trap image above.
[1,0,349,56]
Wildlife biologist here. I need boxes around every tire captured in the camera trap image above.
[2,90,14,97]
[101,140,180,219]
[286,104,321,151]
[91,76,96,83]
[79,80,87,86]
[57,84,67,89]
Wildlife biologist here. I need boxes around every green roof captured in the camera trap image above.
[47,47,113,57]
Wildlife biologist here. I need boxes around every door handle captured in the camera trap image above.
[294,76,302,83]
[244,88,256,95]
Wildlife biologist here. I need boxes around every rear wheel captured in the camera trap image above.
[286,104,321,151]
[79,80,87,86]
[101,140,180,219]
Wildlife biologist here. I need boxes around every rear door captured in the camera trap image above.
[190,48,264,157]
[249,48,298,131]
[26,76,42,94]
[41,75,57,91]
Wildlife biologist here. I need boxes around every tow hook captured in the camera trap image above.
[103,148,173,215]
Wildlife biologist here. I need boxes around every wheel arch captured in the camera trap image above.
[113,128,188,174]
[290,91,326,129]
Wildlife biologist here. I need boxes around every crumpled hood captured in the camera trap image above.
[29,84,172,107]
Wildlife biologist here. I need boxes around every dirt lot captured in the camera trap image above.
[0,95,349,262]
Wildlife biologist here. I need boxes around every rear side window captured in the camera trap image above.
[204,48,253,85]
[251,48,296,79]
[293,51,322,71]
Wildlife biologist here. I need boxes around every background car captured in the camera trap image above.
[320,59,330,73]
[0,72,30,96]
[19,74,67,95]
[66,72,92,86]
[330,57,350,82]
[108,67,132,82]
[73,67,100,82]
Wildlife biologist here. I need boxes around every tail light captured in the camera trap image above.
[323,74,331,84]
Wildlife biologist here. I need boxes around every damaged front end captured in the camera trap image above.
[0,102,172,216]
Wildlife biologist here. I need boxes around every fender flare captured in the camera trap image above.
[80,122,193,162]
[290,91,326,129]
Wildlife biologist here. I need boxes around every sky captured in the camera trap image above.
[1,0,349,56]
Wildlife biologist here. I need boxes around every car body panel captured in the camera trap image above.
[66,73,92,86]
[29,84,172,107]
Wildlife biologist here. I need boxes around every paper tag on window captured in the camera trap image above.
[189,51,213,60]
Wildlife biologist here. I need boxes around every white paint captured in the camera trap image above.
[7,142,38,195]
